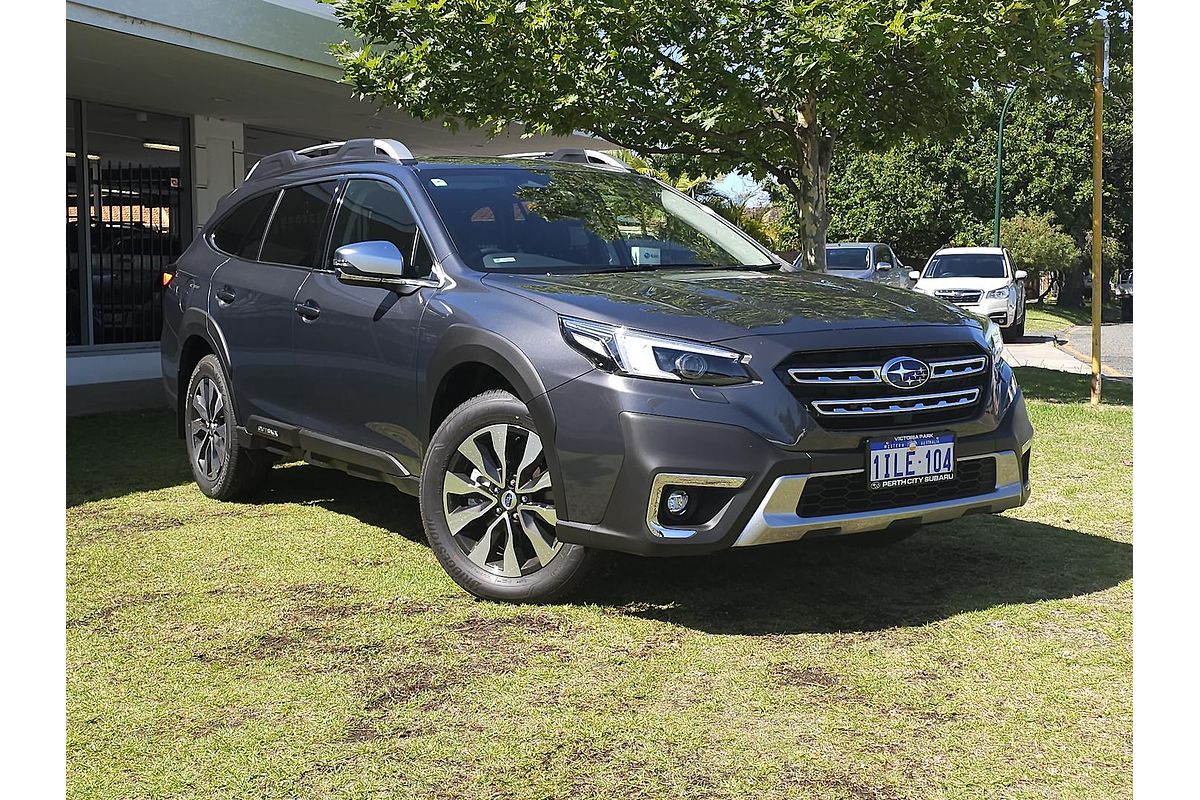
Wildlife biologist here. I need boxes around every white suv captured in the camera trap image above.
[910,247,1028,340]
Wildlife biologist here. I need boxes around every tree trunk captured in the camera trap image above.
[784,126,834,272]
[1059,269,1085,308]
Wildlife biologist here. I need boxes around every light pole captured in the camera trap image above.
[993,84,1019,247]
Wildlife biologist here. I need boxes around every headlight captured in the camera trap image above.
[985,286,1012,300]
[984,320,1005,357]
[561,316,752,386]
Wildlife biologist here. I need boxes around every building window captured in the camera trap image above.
[69,101,191,347]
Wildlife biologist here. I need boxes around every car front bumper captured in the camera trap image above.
[933,294,1017,326]
[546,368,1033,557]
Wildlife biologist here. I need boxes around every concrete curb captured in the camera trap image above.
[1056,326,1129,379]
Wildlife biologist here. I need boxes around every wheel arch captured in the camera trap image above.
[422,326,551,443]
[174,309,234,438]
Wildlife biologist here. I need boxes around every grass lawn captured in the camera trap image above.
[67,368,1132,799]
[1024,300,1122,335]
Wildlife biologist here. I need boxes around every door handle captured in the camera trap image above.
[215,287,236,304]
[294,300,321,321]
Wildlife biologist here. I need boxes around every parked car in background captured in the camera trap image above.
[794,242,912,288]
[911,247,1028,340]
[1114,268,1133,321]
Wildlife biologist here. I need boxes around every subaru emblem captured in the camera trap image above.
[880,356,930,389]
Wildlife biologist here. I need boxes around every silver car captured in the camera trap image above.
[799,242,912,289]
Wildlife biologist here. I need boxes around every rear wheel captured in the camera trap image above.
[184,355,271,500]
[420,390,597,602]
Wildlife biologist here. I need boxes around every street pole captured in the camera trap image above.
[1090,20,1106,405]
[993,85,1018,247]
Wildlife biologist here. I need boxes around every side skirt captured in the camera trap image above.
[239,415,421,497]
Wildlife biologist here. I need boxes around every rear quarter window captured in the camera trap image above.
[209,191,278,259]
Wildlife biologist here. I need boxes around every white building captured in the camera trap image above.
[66,0,600,413]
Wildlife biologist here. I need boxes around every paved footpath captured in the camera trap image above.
[1002,323,1132,378]
[1003,334,1090,374]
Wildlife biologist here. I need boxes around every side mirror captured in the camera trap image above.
[333,241,407,286]
[876,261,892,271]
[1015,269,1028,280]
[908,270,921,281]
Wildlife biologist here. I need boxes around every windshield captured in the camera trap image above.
[825,247,870,270]
[923,253,1007,279]
[418,166,774,273]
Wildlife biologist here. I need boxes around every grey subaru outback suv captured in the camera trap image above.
[161,139,1032,602]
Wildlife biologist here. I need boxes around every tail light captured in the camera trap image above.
[162,268,176,287]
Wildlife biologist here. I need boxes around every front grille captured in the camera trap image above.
[797,457,997,518]
[777,343,991,430]
[935,289,983,304]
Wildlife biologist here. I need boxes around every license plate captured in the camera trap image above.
[867,432,955,489]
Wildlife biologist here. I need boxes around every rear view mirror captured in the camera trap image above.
[333,241,407,278]
[1015,270,1028,280]
[876,261,892,271]
[908,271,921,281]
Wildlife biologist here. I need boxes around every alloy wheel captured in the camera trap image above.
[189,376,229,482]
[442,423,562,577]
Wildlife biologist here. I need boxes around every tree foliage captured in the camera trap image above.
[997,212,1080,290]
[326,0,1091,271]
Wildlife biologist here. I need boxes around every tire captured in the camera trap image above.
[1002,315,1025,341]
[183,354,271,501]
[420,390,597,603]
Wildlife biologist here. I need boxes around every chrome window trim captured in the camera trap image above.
[810,388,980,416]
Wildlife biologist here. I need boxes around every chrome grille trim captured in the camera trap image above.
[929,356,988,379]
[811,388,980,417]
[788,356,988,385]
[787,365,881,384]
[934,289,983,304]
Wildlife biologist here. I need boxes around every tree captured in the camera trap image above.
[326,0,1090,271]
[996,212,1080,300]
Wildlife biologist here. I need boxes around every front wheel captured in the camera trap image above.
[419,390,597,602]
[1002,315,1025,341]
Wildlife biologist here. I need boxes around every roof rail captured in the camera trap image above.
[245,138,417,182]
[504,148,632,172]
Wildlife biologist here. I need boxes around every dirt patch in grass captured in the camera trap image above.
[773,663,841,689]
[67,591,177,630]
[187,708,261,738]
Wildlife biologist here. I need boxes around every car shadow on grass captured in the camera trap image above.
[256,463,429,547]
[255,464,1130,635]
[576,516,1131,634]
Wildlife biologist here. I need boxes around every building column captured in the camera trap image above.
[192,115,245,229]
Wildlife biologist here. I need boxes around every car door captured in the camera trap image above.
[1004,249,1026,319]
[289,176,437,475]
[207,185,332,426]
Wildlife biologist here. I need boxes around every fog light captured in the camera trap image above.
[665,489,690,516]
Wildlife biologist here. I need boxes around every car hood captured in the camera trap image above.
[915,276,1012,293]
[481,268,976,342]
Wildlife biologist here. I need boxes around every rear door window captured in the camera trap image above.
[210,191,278,259]
[259,181,338,267]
